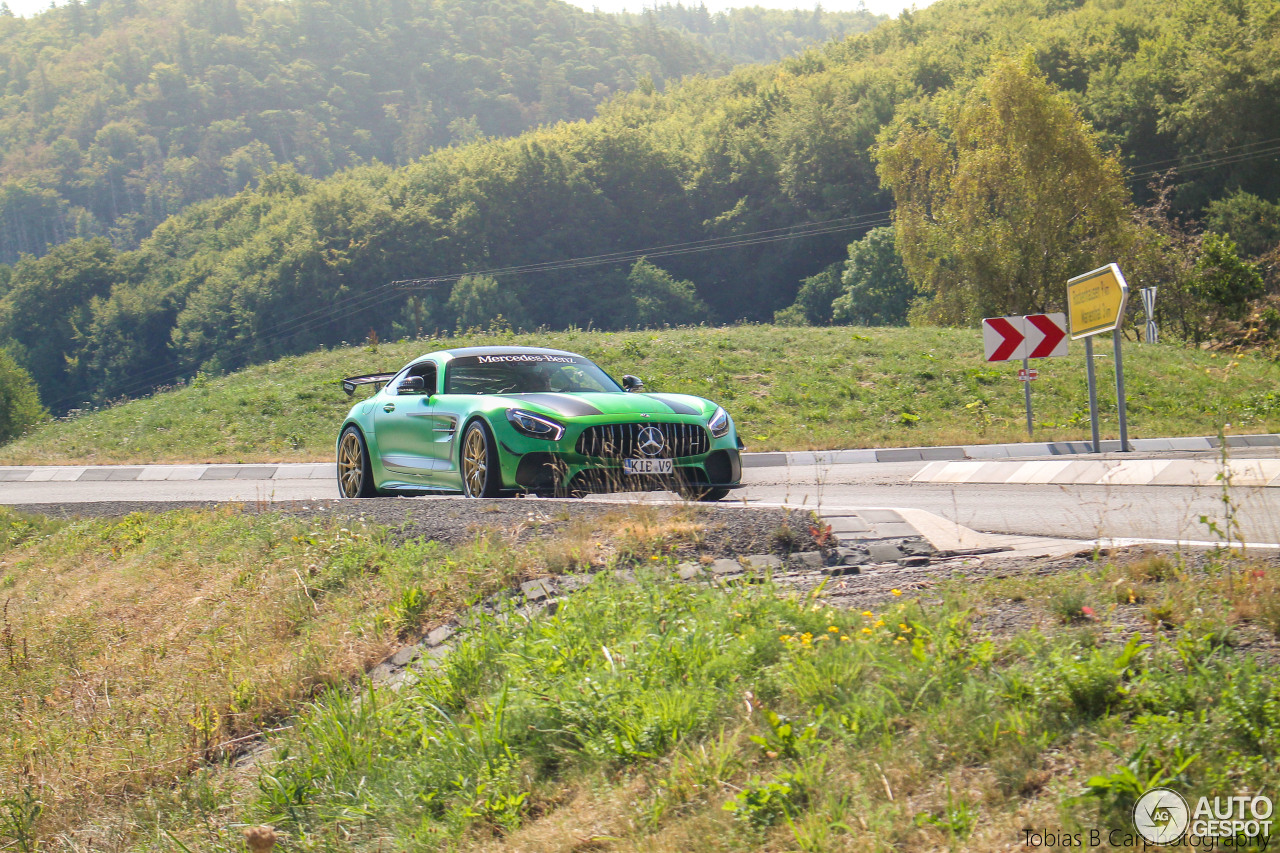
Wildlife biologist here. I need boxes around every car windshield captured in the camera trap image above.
[444,354,623,395]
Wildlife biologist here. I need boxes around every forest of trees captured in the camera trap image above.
[0,0,878,264]
[0,0,1278,416]
[615,3,879,65]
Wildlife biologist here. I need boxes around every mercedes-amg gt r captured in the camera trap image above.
[337,346,743,500]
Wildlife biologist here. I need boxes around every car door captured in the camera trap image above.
[371,361,439,482]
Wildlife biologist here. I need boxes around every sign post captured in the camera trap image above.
[1140,286,1158,344]
[982,313,1068,438]
[1083,336,1101,452]
[1022,357,1033,436]
[1067,263,1130,453]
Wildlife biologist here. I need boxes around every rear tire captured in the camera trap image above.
[337,426,378,498]
[460,421,501,498]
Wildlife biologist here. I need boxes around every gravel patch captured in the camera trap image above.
[8,496,825,557]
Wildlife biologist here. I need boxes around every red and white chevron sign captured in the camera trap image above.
[982,313,1069,362]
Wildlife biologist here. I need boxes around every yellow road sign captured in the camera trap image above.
[1067,263,1129,338]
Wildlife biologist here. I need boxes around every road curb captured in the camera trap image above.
[741,432,1280,468]
[913,457,1280,489]
[0,463,333,482]
[2,432,1275,483]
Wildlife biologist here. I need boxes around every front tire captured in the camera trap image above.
[680,485,730,502]
[460,421,501,498]
[337,426,378,498]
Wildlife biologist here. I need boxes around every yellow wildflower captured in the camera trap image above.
[828,626,840,633]
[891,589,903,596]
[861,627,873,635]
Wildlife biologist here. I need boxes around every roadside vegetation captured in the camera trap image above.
[0,501,711,849]
[4,324,1280,465]
[234,551,1280,851]
[3,500,1278,851]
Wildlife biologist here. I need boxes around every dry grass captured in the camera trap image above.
[609,505,706,558]
[1098,548,1280,637]
[0,507,564,846]
[0,509,393,839]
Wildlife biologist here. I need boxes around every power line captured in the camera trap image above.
[1131,144,1280,183]
[45,283,407,411]
[1126,134,1280,176]
[392,209,893,286]
[53,136,1280,408]
[59,212,893,408]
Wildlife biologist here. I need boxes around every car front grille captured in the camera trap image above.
[576,422,709,459]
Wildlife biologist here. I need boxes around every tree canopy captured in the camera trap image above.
[0,0,1277,413]
[0,0,879,264]
[874,55,1133,324]
[0,347,46,442]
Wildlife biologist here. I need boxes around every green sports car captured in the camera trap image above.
[337,346,744,500]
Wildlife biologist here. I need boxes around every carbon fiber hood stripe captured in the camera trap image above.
[505,394,603,417]
[643,394,701,416]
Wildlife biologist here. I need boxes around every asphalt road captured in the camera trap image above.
[742,457,1280,545]
[3,449,1279,546]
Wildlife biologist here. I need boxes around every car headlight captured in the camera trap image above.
[506,409,565,441]
[708,406,731,438]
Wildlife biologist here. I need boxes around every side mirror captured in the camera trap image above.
[398,375,426,395]
[622,374,644,392]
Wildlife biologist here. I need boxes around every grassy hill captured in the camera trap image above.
[4,324,1278,465]
[4,502,1278,849]
[7,0,1276,418]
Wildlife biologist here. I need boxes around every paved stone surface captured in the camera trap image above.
[676,562,703,580]
[520,579,556,601]
[858,509,904,524]
[391,645,420,667]
[868,543,904,563]
[426,625,455,646]
[708,558,742,576]
[791,551,824,569]
[740,554,783,572]
[826,516,871,533]
[235,466,279,480]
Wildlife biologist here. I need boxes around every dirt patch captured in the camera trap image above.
[8,497,824,557]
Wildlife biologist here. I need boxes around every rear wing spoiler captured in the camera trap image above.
[341,373,396,396]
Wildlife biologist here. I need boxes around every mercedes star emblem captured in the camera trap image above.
[636,425,666,457]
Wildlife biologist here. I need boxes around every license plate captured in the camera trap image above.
[624,458,673,475]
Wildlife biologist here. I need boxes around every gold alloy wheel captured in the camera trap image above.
[462,425,488,496]
[338,430,365,497]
